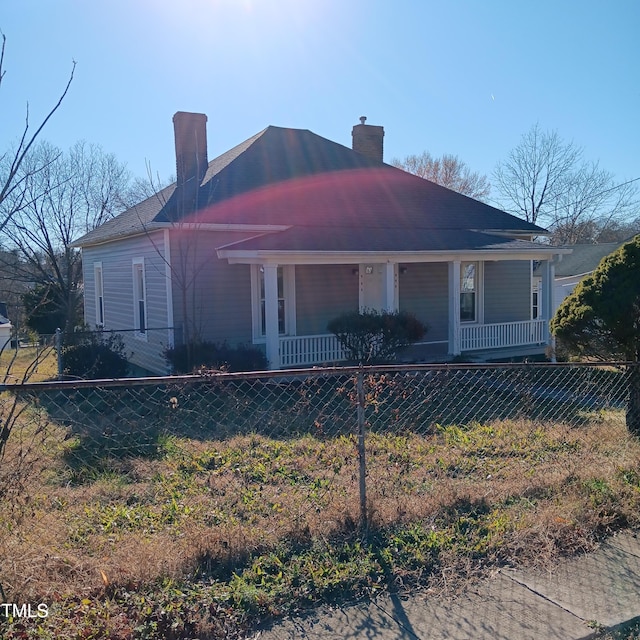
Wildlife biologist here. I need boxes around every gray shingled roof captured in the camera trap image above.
[551,242,625,277]
[72,183,176,246]
[219,227,548,253]
[74,125,548,249]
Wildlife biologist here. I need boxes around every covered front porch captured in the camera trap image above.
[218,246,566,370]
[277,318,549,367]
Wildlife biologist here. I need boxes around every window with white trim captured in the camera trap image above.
[251,265,296,340]
[261,266,285,335]
[460,261,478,322]
[94,262,104,327]
[532,282,540,319]
[133,258,147,337]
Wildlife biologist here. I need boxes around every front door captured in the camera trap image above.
[359,264,399,312]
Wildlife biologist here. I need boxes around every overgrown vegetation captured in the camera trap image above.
[328,309,426,363]
[1,369,638,638]
[165,341,268,373]
[62,330,129,379]
[0,344,60,607]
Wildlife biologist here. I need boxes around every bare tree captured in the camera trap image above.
[391,151,491,201]
[493,124,580,226]
[549,168,638,244]
[0,32,75,230]
[0,140,132,334]
[0,247,29,337]
[494,124,638,238]
[593,215,640,243]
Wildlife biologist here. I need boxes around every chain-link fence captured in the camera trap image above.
[7,362,634,520]
[1,362,639,638]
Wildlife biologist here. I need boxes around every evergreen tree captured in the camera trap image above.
[551,235,640,435]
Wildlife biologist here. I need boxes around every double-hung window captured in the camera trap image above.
[260,266,286,335]
[251,265,296,341]
[94,262,104,327]
[133,258,147,337]
[460,261,478,322]
[532,283,540,319]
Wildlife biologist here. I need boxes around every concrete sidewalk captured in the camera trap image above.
[254,530,640,640]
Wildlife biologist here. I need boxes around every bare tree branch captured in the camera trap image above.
[391,151,491,201]
[0,141,131,334]
[0,32,76,231]
[494,124,639,239]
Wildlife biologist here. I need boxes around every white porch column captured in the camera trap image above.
[540,259,555,348]
[263,264,280,370]
[448,261,461,355]
[384,262,397,312]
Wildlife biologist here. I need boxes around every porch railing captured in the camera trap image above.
[279,334,348,367]
[460,319,548,352]
[279,321,548,367]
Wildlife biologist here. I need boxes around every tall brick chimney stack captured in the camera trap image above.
[352,116,384,162]
[173,111,208,188]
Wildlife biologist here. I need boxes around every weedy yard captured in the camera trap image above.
[0,344,57,384]
[0,365,639,639]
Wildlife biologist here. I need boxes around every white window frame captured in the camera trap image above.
[532,278,541,320]
[460,261,483,324]
[94,262,104,328]
[133,258,147,340]
[250,264,296,343]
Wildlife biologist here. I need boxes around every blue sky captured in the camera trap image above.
[2,0,639,201]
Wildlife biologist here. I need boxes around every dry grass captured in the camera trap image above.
[0,395,639,638]
[0,344,58,383]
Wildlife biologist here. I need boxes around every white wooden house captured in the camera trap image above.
[73,113,570,373]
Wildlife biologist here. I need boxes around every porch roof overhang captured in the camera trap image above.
[218,249,570,265]
[216,227,572,265]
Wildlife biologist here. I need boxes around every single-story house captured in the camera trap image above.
[533,241,626,318]
[73,112,570,373]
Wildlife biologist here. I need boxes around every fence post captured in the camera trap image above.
[357,366,367,533]
[55,328,63,380]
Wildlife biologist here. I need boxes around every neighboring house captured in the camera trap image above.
[73,112,570,373]
[0,303,12,352]
[533,242,626,318]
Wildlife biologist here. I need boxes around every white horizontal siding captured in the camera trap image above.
[169,231,254,346]
[398,262,448,341]
[484,261,531,323]
[295,264,358,335]
[81,231,171,374]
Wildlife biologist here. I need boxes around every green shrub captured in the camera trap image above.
[328,309,427,364]
[164,341,268,374]
[62,332,129,379]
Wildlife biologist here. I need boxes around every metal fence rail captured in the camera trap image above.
[4,361,634,528]
[1,360,638,640]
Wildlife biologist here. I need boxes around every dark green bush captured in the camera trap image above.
[328,309,427,364]
[164,341,268,374]
[62,332,129,379]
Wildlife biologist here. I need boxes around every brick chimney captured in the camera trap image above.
[352,116,384,162]
[173,111,208,188]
